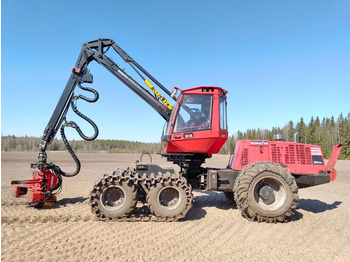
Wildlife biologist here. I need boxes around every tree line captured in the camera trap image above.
[2,112,350,159]
[1,136,162,154]
[221,112,350,159]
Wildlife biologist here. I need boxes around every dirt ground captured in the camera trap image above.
[1,152,350,262]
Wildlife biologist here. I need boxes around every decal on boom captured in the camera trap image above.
[144,79,173,110]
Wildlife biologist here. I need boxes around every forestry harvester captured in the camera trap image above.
[11,39,343,222]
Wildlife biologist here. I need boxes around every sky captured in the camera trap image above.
[2,0,350,143]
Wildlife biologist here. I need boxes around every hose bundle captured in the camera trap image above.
[56,82,99,177]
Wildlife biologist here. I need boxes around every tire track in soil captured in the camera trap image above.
[1,201,93,224]
[2,153,350,262]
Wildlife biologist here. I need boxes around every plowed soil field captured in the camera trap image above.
[2,152,350,261]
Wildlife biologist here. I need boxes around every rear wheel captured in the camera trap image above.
[147,179,193,220]
[90,175,138,220]
[234,162,298,223]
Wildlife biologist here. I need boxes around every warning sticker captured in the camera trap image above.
[311,147,322,156]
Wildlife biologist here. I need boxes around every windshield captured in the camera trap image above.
[173,94,212,133]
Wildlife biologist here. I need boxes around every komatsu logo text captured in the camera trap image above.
[250,141,268,145]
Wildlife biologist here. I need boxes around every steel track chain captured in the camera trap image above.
[88,169,194,222]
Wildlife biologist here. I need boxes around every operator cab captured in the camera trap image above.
[162,86,228,157]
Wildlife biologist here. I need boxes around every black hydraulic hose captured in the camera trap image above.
[70,101,99,141]
[70,83,99,141]
[55,83,99,177]
[76,82,99,103]
[54,124,81,177]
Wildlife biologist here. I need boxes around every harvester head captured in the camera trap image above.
[11,168,61,207]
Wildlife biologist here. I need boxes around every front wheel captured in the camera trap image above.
[89,175,138,220]
[234,162,298,223]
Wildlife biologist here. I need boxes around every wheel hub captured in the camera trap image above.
[259,185,274,200]
[102,186,125,210]
[158,187,180,209]
[253,176,287,211]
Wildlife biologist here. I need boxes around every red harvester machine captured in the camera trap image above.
[11,38,343,222]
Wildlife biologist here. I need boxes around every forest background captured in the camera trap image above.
[2,112,350,159]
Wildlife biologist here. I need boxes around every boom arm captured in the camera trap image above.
[11,38,177,205]
[40,38,173,152]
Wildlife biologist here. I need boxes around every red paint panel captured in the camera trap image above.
[230,140,334,176]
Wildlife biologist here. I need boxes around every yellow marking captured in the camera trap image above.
[144,80,173,110]
[145,79,153,88]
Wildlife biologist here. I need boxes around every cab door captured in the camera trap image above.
[163,86,228,156]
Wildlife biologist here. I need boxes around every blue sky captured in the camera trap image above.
[2,0,350,143]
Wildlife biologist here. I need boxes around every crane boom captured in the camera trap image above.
[40,38,173,152]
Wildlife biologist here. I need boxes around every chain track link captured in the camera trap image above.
[89,169,194,222]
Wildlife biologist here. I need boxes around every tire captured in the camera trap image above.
[91,175,138,219]
[234,162,298,223]
[147,179,192,220]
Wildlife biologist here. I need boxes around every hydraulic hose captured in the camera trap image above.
[55,124,81,177]
[56,82,99,177]
[70,82,99,141]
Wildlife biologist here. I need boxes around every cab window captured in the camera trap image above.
[174,95,212,133]
[220,96,227,130]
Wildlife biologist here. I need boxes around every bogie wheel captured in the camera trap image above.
[90,175,138,220]
[147,179,193,220]
[234,162,298,223]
